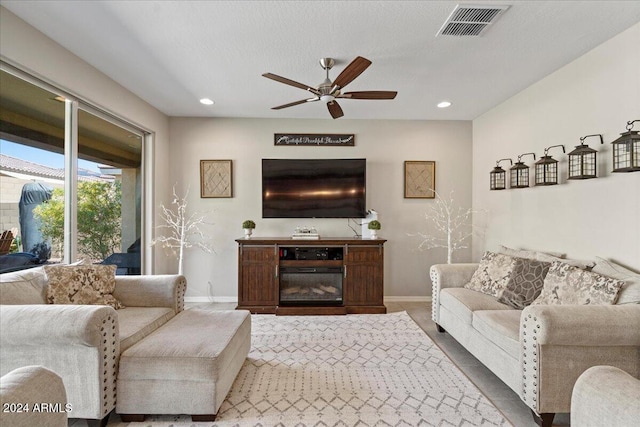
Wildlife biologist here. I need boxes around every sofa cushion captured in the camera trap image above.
[472,310,521,358]
[498,245,564,261]
[532,261,625,306]
[465,251,518,298]
[498,258,551,309]
[117,307,175,353]
[498,245,594,269]
[592,257,640,305]
[440,287,513,325]
[45,265,124,309]
[0,266,47,304]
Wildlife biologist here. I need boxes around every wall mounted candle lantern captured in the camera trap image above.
[510,153,536,188]
[490,158,512,190]
[535,145,565,186]
[568,134,603,180]
[611,120,640,172]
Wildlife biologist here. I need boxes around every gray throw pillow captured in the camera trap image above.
[498,258,551,309]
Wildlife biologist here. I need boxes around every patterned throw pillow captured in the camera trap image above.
[44,265,124,309]
[498,258,551,309]
[465,251,518,298]
[531,261,625,306]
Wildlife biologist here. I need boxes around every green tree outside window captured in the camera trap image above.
[33,181,122,261]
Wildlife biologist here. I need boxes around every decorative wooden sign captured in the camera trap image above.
[274,134,355,146]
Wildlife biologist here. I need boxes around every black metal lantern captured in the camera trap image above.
[611,120,640,172]
[535,145,565,186]
[490,158,512,190]
[568,134,603,180]
[510,153,536,188]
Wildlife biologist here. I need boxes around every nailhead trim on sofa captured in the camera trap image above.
[100,314,118,417]
[430,266,440,324]
[521,311,541,412]
[175,276,187,313]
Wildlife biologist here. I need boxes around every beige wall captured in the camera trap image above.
[169,118,472,299]
[0,7,172,272]
[472,22,640,270]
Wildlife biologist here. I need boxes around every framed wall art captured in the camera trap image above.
[200,160,233,198]
[404,161,436,199]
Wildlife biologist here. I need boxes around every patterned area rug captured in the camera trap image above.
[136,311,511,426]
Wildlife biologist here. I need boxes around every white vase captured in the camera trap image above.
[370,230,378,239]
[244,228,253,239]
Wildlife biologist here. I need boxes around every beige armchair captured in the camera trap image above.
[0,365,68,427]
[571,365,640,427]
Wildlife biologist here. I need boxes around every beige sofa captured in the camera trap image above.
[0,266,186,426]
[430,260,640,427]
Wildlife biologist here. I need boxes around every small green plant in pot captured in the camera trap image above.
[242,220,256,238]
[368,220,381,239]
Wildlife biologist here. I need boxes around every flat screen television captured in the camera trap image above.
[262,158,366,218]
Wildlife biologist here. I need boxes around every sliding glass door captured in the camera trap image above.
[77,108,142,273]
[0,65,146,274]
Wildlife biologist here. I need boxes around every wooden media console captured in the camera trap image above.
[236,237,386,315]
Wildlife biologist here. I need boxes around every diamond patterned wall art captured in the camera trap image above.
[200,159,233,198]
[405,160,436,198]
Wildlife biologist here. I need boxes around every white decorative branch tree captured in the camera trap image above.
[153,185,214,275]
[411,191,482,264]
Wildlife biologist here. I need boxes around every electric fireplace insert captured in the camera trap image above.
[279,266,343,305]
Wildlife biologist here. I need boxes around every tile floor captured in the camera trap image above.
[70,301,570,426]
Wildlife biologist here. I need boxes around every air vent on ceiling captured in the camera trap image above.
[437,4,510,37]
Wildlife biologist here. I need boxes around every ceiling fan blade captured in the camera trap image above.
[332,56,372,89]
[327,101,344,119]
[262,73,320,95]
[340,91,397,100]
[272,98,319,110]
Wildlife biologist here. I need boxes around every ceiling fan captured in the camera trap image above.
[262,56,397,119]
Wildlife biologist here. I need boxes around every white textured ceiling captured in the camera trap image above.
[2,1,640,120]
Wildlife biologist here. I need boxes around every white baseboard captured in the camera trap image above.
[384,296,432,303]
[185,296,431,304]
[185,296,238,303]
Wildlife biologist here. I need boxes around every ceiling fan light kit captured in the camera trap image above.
[320,94,335,104]
[263,56,397,119]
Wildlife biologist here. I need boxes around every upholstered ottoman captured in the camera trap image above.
[116,309,251,422]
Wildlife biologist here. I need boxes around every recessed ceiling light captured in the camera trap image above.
[437,101,452,108]
[200,98,214,105]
